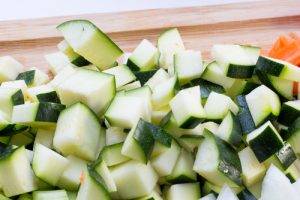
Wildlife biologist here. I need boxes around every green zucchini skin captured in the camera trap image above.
[275,142,297,170]
[0,124,28,136]
[255,69,289,101]
[36,91,61,104]
[71,56,90,67]
[133,118,173,160]
[237,189,257,200]
[214,133,242,186]
[227,64,256,78]
[11,89,24,105]
[236,95,256,134]
[247,123,284,162]
[133,120,155,160]
[182,78,225,99]
[202,131,242,186]
[134,69,158,85]
[126,59,140,71]
[228,112,243,147]
[278,103,300,126]
[240,81,259,95]
[16,70,35,85]
[180,117,204,129]
[256,56,284,76]
[35,102,66,122]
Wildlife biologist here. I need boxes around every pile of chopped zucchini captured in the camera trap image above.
[0,20,299,200]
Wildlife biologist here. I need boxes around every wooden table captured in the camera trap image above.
[0,0,299,71]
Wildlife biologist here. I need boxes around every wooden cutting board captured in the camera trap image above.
[0,0,299,71]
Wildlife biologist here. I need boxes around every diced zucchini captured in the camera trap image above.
[157,28,185,71]
[151,106,171,125]
[285,164,300,183]
[256,56,300,81]
[44,52,70,75]
[216,185,239,200]
[212,44,259,78]
[1,80,29,102]
[9,131,34,147]
[246,121,284,162]
[93,159,117,192]
[151,140,181,177]
[57,20,123,70]
[103,65,136,88]
[237,188,257,200]
[56,68,115,116]
[182,79,225,101]
[66,191,77,200]
[165,183,200,200]
[238,147,266,187]
[100,143,130,167]
[246,180,262,199]
[28,85,60,104]
[136,190,163,200]
[245,85,281,126]
[174,50,204,85]
[121,121,151,163]
[57,155,87,191]
[18,193,32,200]
[127,39,159,71]
[170,86,205,128]
[202,61,235,89]
[33,144,69,185]
[48,64,76,88]
[165,148,197,183]
[152,76,177,109]
[53,102,102,161]
[159,112,188,138]
[193,130,242,187]
[122,119,172,163]
[0,146,37,197]
[16,67,49,87]
[105,86,151,128]
[287,118,300,155]
[178,134,203,153]
[275,142,297,170]
[202,181,222,195]
[236,95,256,134]
[278,100,300,126]
[260,165,298,200]
[200,194,216,200]
[0,56,24,82]
[255,69,294,100]
[134,69,159,85]
[105,127,126,146]
[216,111,242,147]
[145,68,170,90]
[111,160,158,199]
[11,102,65,128]
[117,80,141,91]
[57,40,89,67]
[32,190,68,200]
[204,92,238,120]
[76,167,111,200]
[0,87,24,120]
[33,129,54,150]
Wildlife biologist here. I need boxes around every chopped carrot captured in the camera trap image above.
[79,171,85,184]
[268,33,300,95]
[293,82,299,96]
[268,33,300,66]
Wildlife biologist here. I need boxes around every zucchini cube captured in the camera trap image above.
[246,121,284,162]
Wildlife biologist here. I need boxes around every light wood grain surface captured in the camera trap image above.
[0,0,299,71]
